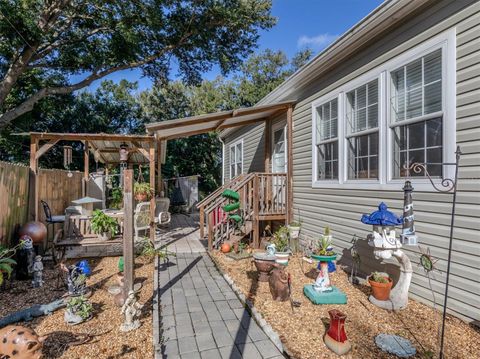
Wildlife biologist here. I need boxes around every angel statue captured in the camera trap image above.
[120,290,143,332]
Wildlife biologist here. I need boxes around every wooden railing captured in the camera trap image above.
[198,172,287,250]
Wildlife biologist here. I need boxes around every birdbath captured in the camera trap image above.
[303,254,347,304]
[253,253,276,282]
[72,196,103,216]
[361,202,413,310]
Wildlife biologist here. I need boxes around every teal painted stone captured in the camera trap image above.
[303,285,347,305]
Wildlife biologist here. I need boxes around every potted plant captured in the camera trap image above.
[271,226,291,265]
[368,271,393,301]
[110,187,123,209]
[288,221,301,240]
[134,182,153,202]
[312,227,336,261]
[64,295,93,325]
[91,209,119,240]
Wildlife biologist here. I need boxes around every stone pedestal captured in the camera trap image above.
[303,285,347,305]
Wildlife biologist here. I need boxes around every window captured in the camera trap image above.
[229,140,243,179]
[391,49,443,178]
[346,80,379,179]
[315,98,338,180]
[311,29,455,190]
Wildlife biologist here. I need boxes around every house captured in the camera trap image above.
[146,0,480,324]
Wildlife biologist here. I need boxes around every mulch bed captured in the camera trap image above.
[0,256,154,359]
[212,251,480,359]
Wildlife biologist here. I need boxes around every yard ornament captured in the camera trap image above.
[120,290,143,332]
[400,181,418,246]
[324,310,351,355]
[361,202,413,310]
[32,255,44,288]
[0,325,45,359]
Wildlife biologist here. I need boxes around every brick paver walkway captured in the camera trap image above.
[154,215,284,359]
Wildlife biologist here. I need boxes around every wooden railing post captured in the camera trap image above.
[253,174,260,248]
[208,211,213,251]
[123,169,135,301]
[199,205,205,238]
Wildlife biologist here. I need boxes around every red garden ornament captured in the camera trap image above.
[324,309,351,355]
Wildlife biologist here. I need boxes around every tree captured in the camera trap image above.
[0,0,275,127]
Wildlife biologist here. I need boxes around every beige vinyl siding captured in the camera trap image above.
[224,123,266,180]
[291,0,480,323]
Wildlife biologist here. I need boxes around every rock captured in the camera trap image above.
[375,334,416,358]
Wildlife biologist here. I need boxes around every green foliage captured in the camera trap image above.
[109,187,123,210]
[314,233,334,256]
[0,0,276,127]
[289,221,301,227]
[137,238,175,263]
[0,241,24,285]
[324,226,331,237]
[66,296,93,320]
[370,272,390,284]
[90,210,119,235]
[272,226,290,252]
[134,182,153,199]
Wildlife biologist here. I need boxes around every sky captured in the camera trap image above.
[81,0,384,92]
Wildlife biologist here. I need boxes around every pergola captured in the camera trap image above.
[22,132,165,242]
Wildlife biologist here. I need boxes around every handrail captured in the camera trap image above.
[196,174,245,209]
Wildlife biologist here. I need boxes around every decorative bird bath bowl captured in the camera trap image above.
[304,253,347,305]
[253,253,276,282]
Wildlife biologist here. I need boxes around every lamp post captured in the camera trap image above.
[407,146,461,359]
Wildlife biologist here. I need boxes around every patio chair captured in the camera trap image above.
[134,202,151,241]
[41,200,66,242]
[155,197,171,227]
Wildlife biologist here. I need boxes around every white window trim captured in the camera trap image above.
[229,138,243,179]
[311,28,456,191]
[271,121,288,173]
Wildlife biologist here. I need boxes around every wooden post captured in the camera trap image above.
[157,139,163,195]
[253,174,260,248]
[123,169,135,300]
[207,211,213,251]
[149,143,156,243]
[83,141,89,197]
[30,136,39,221]
[199,205,205,238]
[264,119,271,173]
[286,105,294,224]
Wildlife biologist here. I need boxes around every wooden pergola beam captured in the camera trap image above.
[35,139,59,160]
[24,132,155,143]
[131,140,150,161]
[88,141,109,164]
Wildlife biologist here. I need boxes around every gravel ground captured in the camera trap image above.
[211,251,480,359]
[0,256,154,359]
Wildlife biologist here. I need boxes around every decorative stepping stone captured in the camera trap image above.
[303,285,347,305]
[375,333,416,358]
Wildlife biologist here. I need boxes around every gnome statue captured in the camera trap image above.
[32,255,44,288]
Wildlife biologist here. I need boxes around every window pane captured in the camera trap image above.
[358,135,369,157]
[317,141,338,180]
[370,132,379,155]
[424,81,442,114]
[427,147,442,177]
[367,103,378,128]
[369,156,378,179]
[394,126,407,151]
[230,164,235,178]
[357,86,367,109]
[236,144,242,162]
[368,80,378,105]
[406,59,422,90]
[406,87,422,119]
[408,121,425,149]
[347,133,378,179]
[236,163,242,175]
[230,146,235,162]
[426,118,442,147]
[316,99,338,142]
[392,68,405,122]
[424,49,442,84]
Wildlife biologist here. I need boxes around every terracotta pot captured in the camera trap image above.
[369,277,393,301]
[135,193,148,202]
[220,243,231,253]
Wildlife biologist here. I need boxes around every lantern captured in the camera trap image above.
[63,145,72,168]
[119,143,129,162]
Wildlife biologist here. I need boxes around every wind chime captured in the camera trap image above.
[119,143,129,186]
[63,145,73,177]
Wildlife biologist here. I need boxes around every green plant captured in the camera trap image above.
[90,210,119,235]
[272,226,290,252]
[238,242,247,253]
[138,238,175,262]
[324,226,330,237]
[289,221,301,227]
[370,271,390,284]
[110,187,123,209]
[66,296,93,320]
[0,241,24,285]
[314,233,334,256]
[134,182,153,199]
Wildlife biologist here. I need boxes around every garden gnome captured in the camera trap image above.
[0,325,46,359]
[32,255,44,287]
[61,263,87,296]
[120,290,143,332]
[16,236,34,280]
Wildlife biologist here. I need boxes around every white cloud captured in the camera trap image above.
[297,33,339,50]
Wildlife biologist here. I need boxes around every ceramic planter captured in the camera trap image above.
[324,309,351,355]
[275,252,290,266]
[288,225,300,239]
[98,231,112,241]
[369,277,393,301]
[64,310,91,325]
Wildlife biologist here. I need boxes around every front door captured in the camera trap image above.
[272,123,287,173]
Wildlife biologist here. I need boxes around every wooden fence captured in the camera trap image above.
[0,161,83,247]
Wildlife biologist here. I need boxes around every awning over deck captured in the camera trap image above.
[145,101,295,139]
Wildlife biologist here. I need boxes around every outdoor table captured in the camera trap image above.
[71,196,103,216]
